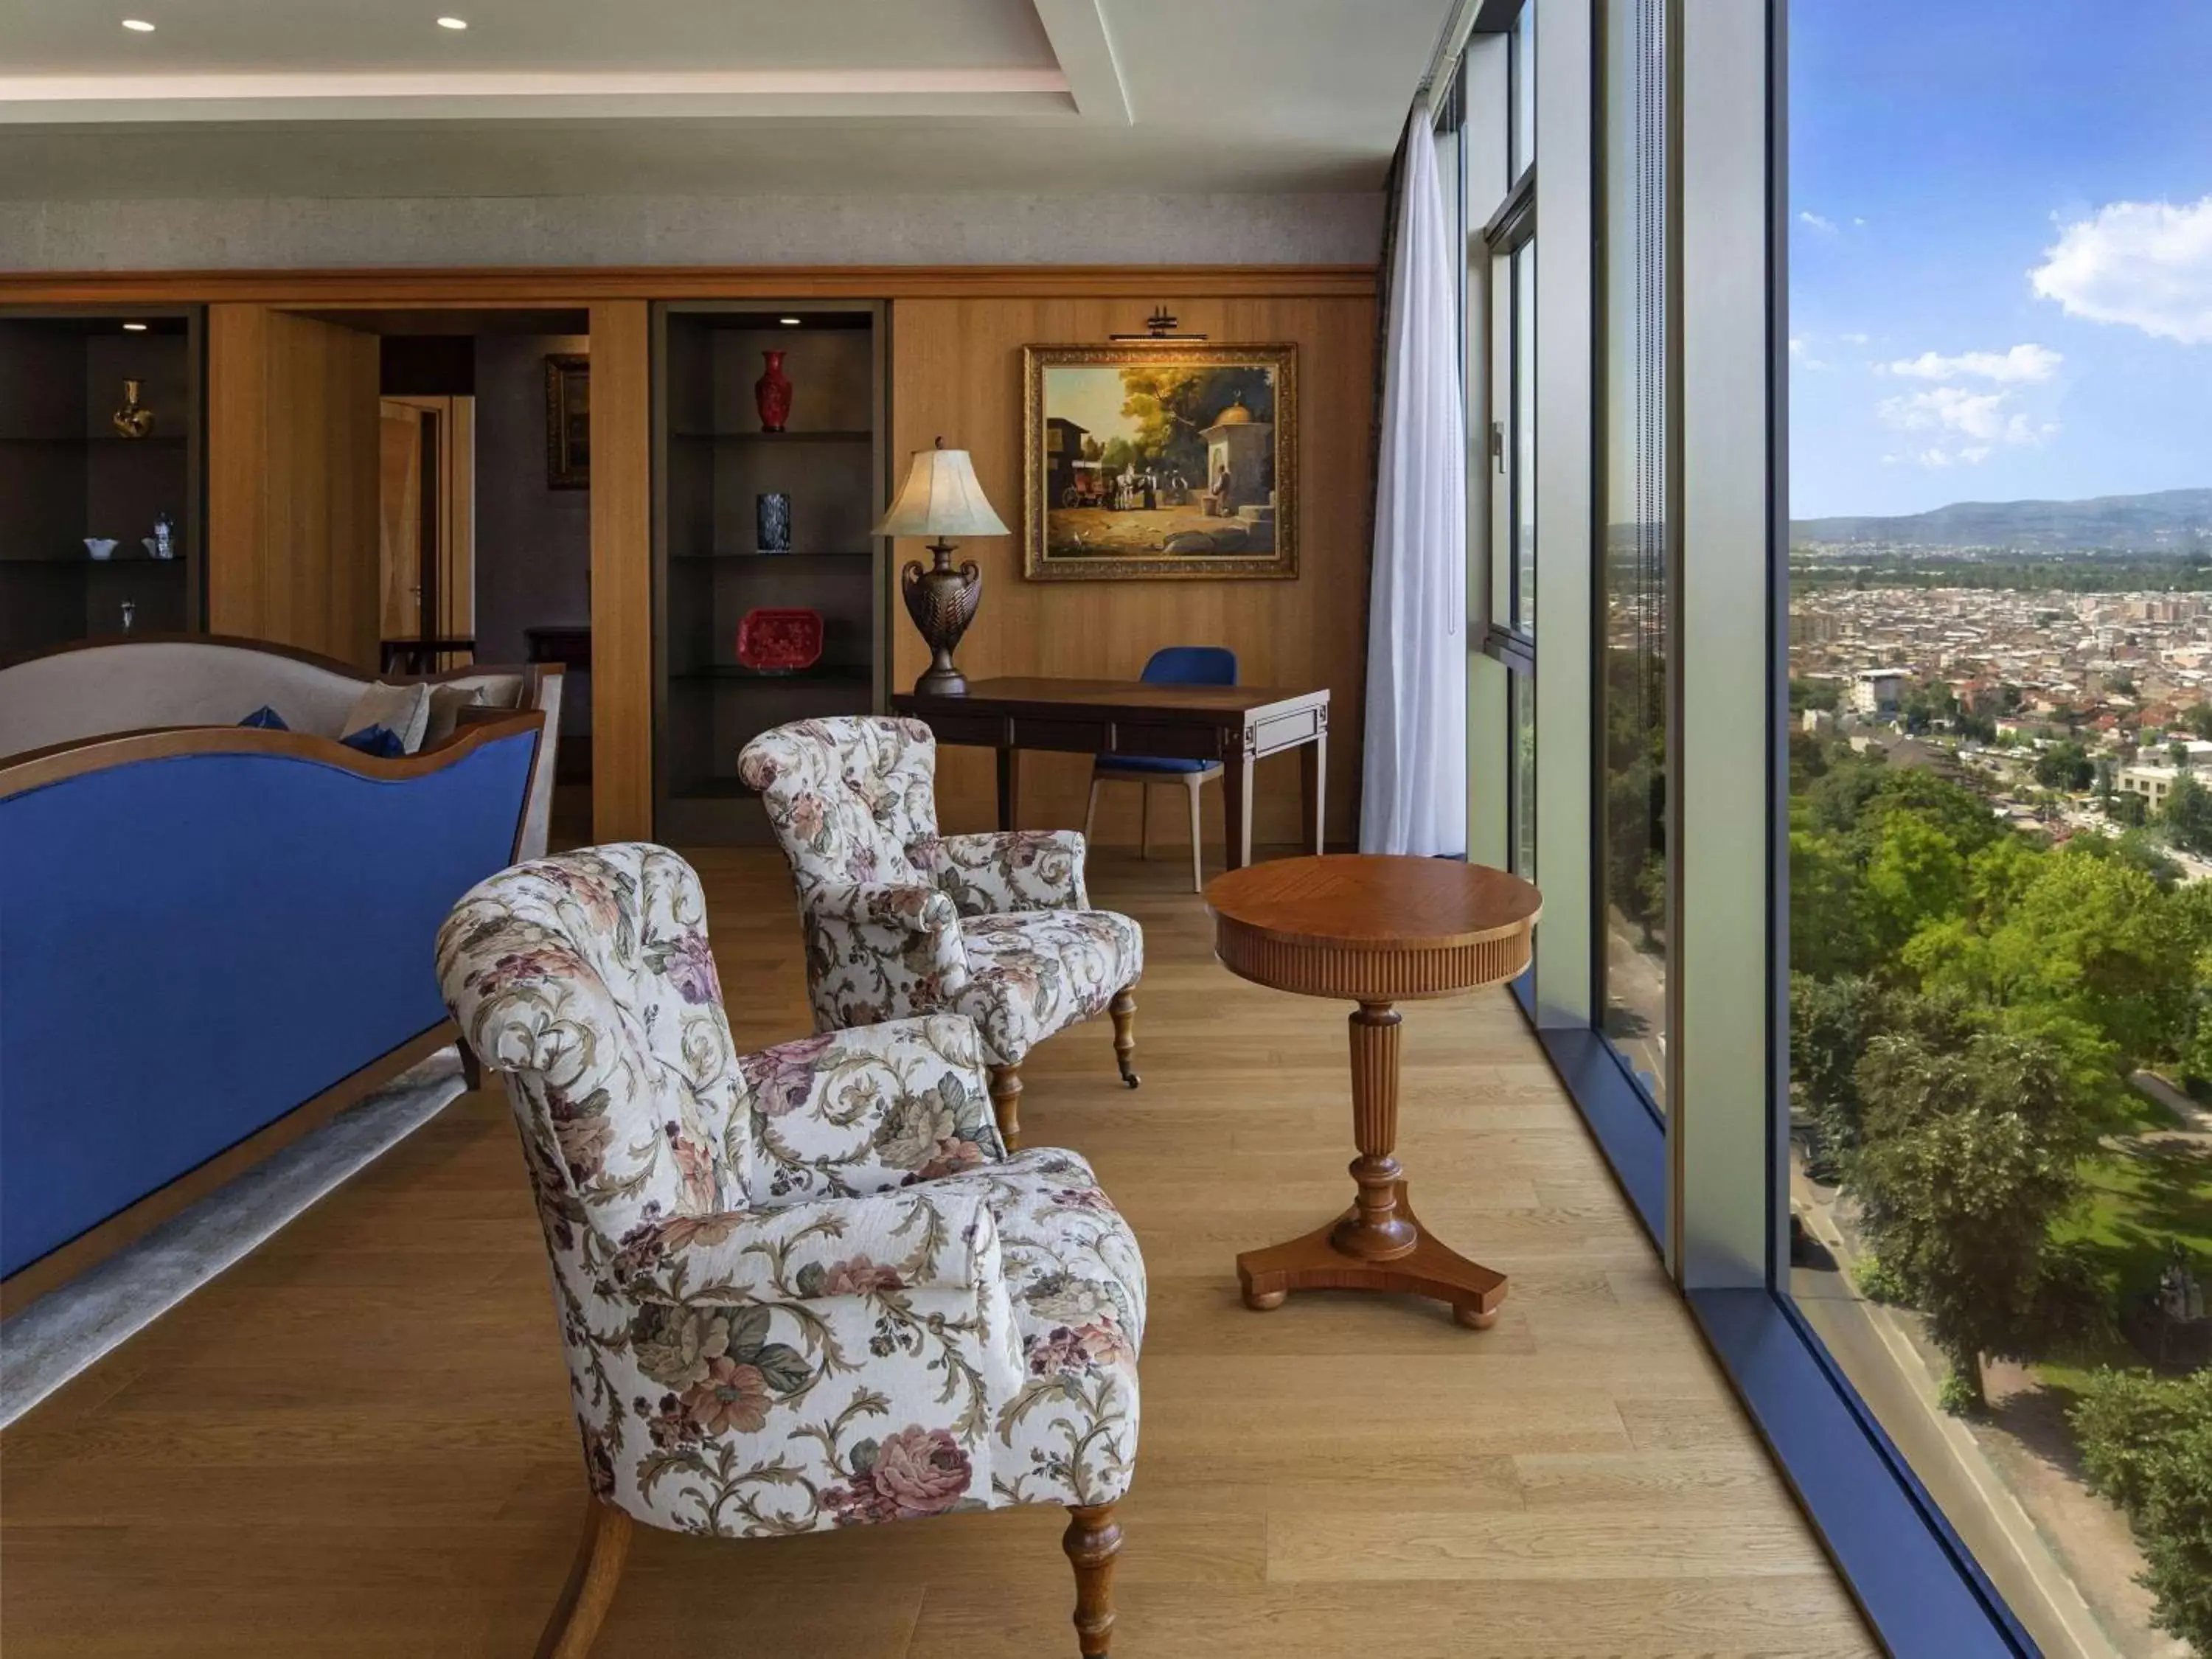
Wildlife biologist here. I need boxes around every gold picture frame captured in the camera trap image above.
[1022,343,1298,581]
[543,353,590,490]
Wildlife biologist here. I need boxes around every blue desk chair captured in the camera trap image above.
[1085,646,1238,892]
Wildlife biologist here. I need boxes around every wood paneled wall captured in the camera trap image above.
[206,306,380,667]
[888,294,1376,847]
[586,301,653,844]
[41,271,1375,846]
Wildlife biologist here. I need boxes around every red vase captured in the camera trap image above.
[754,350,792,433]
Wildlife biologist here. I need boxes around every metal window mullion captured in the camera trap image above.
[1530,0,1595,1029]
[1667,0,1771,1290]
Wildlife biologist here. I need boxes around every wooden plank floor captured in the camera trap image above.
[0,848,1876,1657]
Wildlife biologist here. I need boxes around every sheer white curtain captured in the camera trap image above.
[1360,101,1469,857]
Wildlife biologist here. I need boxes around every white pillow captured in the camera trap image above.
[341,681,432,754]
[423,682,492,746]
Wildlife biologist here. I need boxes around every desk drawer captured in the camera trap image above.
[1251,704,1324,757]
[1101,722,1221,762]
[914,711,1009,748]
[1012,715,1114,753]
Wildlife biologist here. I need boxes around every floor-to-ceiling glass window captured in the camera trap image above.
[1596,0,1669,1110]
[1782,5,2212,1655]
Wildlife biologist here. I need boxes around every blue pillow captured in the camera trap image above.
[237,705,288,730]
[339,723,405,759]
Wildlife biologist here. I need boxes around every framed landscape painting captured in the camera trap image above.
[1022,344,1298,580]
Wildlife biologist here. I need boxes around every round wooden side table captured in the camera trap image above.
[1205,854,1543,1328]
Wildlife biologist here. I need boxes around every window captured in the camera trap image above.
[1486,12,1538,879]
[1597,0,1668,1111]
[1781,6,2212,1655]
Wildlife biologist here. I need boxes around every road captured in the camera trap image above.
[1791,1172,2124,1659]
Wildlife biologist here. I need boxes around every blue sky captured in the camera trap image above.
[1789,0,2212,520]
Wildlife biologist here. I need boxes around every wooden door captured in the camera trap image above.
[379,394,476,668]
[206,307,381,667]
[378,401,426,643]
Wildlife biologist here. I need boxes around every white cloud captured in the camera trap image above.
[2030,194,2212,345]
[1799,210,1837,233]
[1840,332,1871,346]
[1877,385,2059,467]
[1788,335,1829,369]
[1882,343,2062,383]
[1852,217,1867,228]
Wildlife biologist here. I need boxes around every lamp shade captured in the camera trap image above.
[872,441,1009,538]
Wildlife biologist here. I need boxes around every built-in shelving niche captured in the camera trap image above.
[652,302,887,844]
[0,309,204,661]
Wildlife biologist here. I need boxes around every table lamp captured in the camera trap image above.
[874,438,1009,696]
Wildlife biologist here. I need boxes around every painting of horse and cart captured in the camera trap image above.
[1021,343,1298,581]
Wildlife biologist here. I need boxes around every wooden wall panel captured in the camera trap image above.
[206,305,379,666]
[588,300,653,843]
[888,294,1376,848]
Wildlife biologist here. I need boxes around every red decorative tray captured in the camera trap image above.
[736,607,824,673]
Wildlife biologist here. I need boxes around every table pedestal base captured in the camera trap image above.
[1237,1181,1507,1329]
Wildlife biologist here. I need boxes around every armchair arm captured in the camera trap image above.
[802,881,971,1029]
[740,1015,1005,1203]
[612,1184,1001,1306]
[922,830,1090,915]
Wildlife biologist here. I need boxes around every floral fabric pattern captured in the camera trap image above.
[436,845,1144,1538]
[922,830,1091,915]
[955,911,1146,1070]
[737,717,1144,1068]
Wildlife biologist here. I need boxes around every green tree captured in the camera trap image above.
[2034,740,2095,792]
[1848,1032,2107,1410]
[2183,703,2212,741]
[2163,773,2212,856]
[1865,813,1967,951]
[1790,675,1842,713]
[1790,830,1879,979]
[2070,1368,2212,1650]
[1924,847,2186,1074]
[1790,974,1883,1179]
[2110,788,2149,827]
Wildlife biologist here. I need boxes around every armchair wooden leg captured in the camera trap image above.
[989,1063,1024,1151]
[1109,987,1139,1089]
[1185,773,1204,894]
[456,1034,483,1093]
[1084,776,1103,844]
[535,1500,632,1659]
[1138,784,1150,860]
[1062,1501,1123,1658]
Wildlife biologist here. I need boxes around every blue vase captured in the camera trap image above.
[757,492,792,554]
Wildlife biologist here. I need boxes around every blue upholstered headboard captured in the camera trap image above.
[0,720,541,1279]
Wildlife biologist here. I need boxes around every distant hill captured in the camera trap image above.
[1791,488,2212,554]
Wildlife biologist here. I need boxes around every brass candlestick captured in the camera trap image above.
[111,378,154,439]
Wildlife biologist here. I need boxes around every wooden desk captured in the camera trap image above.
[1207,855,1542,1327]
[891,676,1330,868]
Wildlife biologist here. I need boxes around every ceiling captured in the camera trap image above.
[0,0,1452,200]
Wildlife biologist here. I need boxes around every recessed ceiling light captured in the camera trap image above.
[779,317,802,326]
[121,17,155,30]
[122,321,148,331]
[436,15,468,28]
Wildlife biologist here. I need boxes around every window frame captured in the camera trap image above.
[1446,1,2051,1649]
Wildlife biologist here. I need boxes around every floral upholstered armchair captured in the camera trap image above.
[737,716,1144,1147]
[436,844,1145,1659]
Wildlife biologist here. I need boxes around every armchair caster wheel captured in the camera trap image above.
[1454,1305,1501,1331]
[1120,1070,1141,1090]
[1242,1287,1287,1311]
